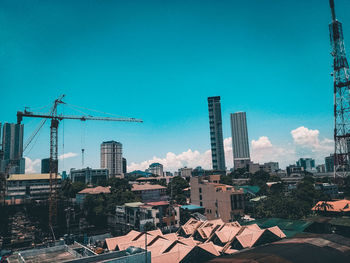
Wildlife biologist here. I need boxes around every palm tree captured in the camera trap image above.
[315,201,334,213]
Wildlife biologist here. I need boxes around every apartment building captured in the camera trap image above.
[190,175,244,222]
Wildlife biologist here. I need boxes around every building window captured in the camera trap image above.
[199,187,202,193]
[199,195,202,200]
[200,202,203,207]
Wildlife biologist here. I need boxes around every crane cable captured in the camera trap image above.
[65,102,128,118]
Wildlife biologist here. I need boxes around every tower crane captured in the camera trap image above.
[17,95,143,234]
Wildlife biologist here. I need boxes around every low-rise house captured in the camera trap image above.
[131,183,167,202]
[104,218,286,263]
[180,204,205,224]
[4,173,61,205]
[76,186,111,205]
[114,201,180,232]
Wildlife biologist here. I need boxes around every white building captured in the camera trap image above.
[178,167,193,178]
[100,141,123,178]
[146,163,163,177]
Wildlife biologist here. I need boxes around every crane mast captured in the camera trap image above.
[17,95,142,235]
[329,0,350,178]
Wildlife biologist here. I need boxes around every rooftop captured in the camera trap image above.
[125,202,144,207]
[7,174,62,181]
[312,199,350,213]
[181,204,204,210]
[149,162,163,167]
[131,183,166,191]
[78,186,111,195]
[207,233,350,263]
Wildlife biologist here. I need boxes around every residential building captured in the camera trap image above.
[190,175,244,222]
[131,183,167,202]
[106,218,285,263]
[114,201,180,232]
[1,123,25,174]
[208,96,226,171]
[76,186,111,205]
[325,154,335,173]
[140,201,180,231]
[230,112,250,170]
[146,162,163,176]
[41,158,50,173]
[4,173,61,205]
[70,167,109,185]
[178,167,193,178]
[100,141,123,178]
[180,204,205,224]
[105,226,217,263]
[296,158,315,171]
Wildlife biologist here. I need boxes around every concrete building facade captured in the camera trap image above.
[230,112,250,169]
[5,173,61,205]
[131,183,167,202]
[325,154,335,173]
[70,167,109,185]
[208,96,226,171]
[178,167,193,178]
[100,141,123,178]
[296,158,315,172]
[146,162,163,176]
[190,175,244,222]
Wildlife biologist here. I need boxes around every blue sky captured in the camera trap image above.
[1,0,348,172]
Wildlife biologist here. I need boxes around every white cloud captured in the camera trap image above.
[58,152,78,160]
[128,126,333,172]
[251,136,295,167]
[25,157,41,174]
[128,149,212,172]
[291,126,333,152]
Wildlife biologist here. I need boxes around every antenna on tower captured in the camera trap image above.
[330,0,336,21]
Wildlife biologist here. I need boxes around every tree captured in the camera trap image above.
[143,222,156,231]
[168,176,189,205]
[220,175,233,186]
[314,201,334,213]
[60,179,86,199]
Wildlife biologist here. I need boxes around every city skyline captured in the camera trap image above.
[1,0,343,173]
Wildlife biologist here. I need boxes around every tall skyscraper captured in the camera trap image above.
[230,112,250,169]
[2,123,24,161]
[100,141,123,178]
[1,123,25,174]
[208,96,226,171]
